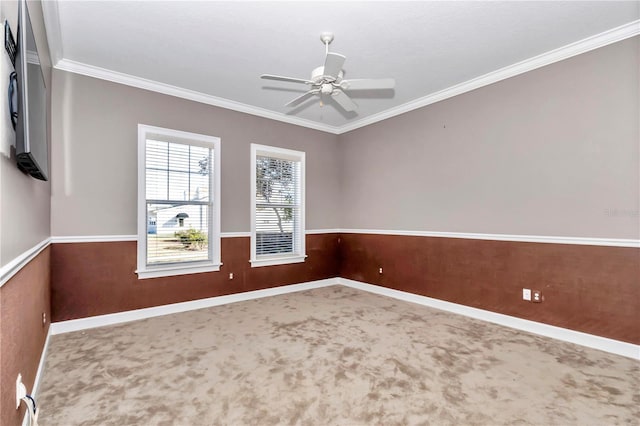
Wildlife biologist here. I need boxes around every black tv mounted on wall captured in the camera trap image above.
[5,0,48,181]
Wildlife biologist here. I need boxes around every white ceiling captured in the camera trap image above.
[43,1,639,133]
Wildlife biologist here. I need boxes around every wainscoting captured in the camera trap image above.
[339,233,639,344]
[50,234,340,321]
[49,231,639,346]
[0,247,51,426]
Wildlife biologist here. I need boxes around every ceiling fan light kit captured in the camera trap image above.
[261,32,395,113]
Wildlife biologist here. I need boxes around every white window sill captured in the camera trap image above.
[136,262,221,279]
[250,254,307,268]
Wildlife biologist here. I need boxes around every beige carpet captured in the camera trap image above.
[38,286,639,425]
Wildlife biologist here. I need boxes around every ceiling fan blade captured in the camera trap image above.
[261,74,313,85]
[331,89,357,112]
[323,52,346,79]
[285,90,319,107]
[340,78,395,90]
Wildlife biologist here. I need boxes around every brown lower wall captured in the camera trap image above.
[339,233,640,344]
[1,247,51,426]
[50,234,339,321]
[49,232,639,345]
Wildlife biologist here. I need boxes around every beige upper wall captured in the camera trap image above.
[51,36,638,240]
[0,0,51,267]
[50,71,340,236]
[339,37,639,239]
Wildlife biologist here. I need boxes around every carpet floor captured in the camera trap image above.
[37,285,639,425]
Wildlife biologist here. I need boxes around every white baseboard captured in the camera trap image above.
[50,278,340,335]
[337,278,639,360]
[31,327,52,397]
[21,326,52,426]
[48,277,638,360]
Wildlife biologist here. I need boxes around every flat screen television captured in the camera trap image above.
[13,0,48,181]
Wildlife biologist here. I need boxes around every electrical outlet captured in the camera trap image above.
[378,267,383,274]
[16,373,26,409]
[532,290,542,303]
[522,288,531,301]
[42,312,46,325]
[229,273,233,280]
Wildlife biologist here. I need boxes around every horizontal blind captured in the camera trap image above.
[255,155,301,256]
[145,139,213,265]
[146,140,211,202]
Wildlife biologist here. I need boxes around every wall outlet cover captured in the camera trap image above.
[16,373,26,409]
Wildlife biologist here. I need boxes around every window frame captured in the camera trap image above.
[137,124,221,279]
[250,143,306,268]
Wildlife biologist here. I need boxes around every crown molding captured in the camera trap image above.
[339,20,640,133]
[45,18,639,135]
[41,0,63,66]
[54,59,341,134]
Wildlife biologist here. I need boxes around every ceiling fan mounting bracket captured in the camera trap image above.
[320,32,334,45]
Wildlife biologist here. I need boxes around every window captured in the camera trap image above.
[137,125,221,278]
[250,144,305,267]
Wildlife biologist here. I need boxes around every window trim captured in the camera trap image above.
[250,143,306,268]
[137,124,221,279]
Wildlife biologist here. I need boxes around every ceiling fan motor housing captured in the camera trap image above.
[311,66,343,83]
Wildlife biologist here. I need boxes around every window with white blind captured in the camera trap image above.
[137,125,221,279]
[250,144,305,267]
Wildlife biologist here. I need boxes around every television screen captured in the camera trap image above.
[15,0,48,181]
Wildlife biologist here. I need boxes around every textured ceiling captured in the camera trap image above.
[45,1,639,132]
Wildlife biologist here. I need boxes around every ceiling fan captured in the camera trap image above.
[261,32,395,113]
